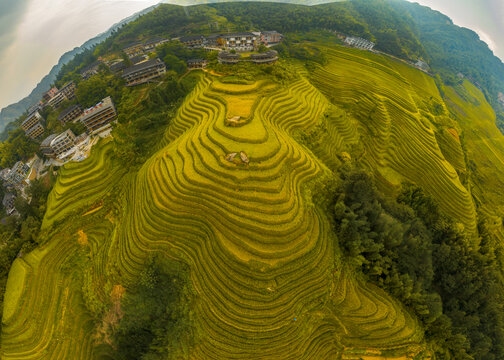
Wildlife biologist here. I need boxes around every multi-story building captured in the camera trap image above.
[130,55,149,65]
[109,61,127,73]
[26,123,45,139]
[58,104,83,124]
[21,111,45,139]
[80,96,117,134]
[122,58,166,87]
[27,102,43,116]
[250,50,279,64]
[59,81,76,100]
[42,87,58,102]
[260,31,283,46]
[218,33,257,51]
[4,161,30,187]
[179,35,206,48]
[143,37,170,51]
[80,61,102,80]
[0,169,10,182]
[218,51,242,64]
[123,41,144,58]
[205,34,220,48]
[187,59,208,69]
[47,91,67,109]
[50,129,76,157]
[344,36,375,50]
[40,134,58,158]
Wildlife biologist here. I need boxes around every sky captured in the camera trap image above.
[0,0,503,111]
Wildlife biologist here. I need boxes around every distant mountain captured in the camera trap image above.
[0,4,159,133]
[163,0,339,4]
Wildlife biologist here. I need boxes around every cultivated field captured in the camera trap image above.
[3,43,492,359]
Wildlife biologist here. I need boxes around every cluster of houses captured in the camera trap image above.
[1,95,117,217]
[177,31,283,52]
[84,31,284,88]
[0,160,37,216]
[344,36,375,51]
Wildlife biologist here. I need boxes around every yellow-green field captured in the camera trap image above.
[4,43,504,359]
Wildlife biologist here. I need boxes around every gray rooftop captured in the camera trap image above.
[57,104,82,122]
[122,59,164,76]
[41,134,58,147]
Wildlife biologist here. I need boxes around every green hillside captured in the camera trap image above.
[2,2,504,360]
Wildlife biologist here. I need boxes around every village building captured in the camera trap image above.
[218,51,242,64]
[109,61,127,73]
[2,193,17,216]
[79,96,117,135]
[0,169,10,182]
[123,41,144,58]
[143,37,170,51]
[499,92,504,106]
[4,162,30,187]
[415,59,430,72]
[179,35,206,48]
[21,111,45,139]
[217,33,258,51]
[58,104,83,125]
[187,59,208,69]
[42,87,58,102]
[250,50,279,64]
[27,102,43,116]
[218,50,278,65]
[47,91,67,109]
[205,34,221,48]
[80,61,102,80]
[50,130,76,157]
[40,134,58,158]
[261,31,283,46]
[130,55,149,65]
[59,81,77,100]
[122,58,167,87]
[344,36,375,50]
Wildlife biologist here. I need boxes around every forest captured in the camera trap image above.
[333,169,504,359]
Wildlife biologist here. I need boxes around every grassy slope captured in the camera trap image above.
[3,43,504,359]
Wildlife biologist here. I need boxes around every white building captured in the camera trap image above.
[415,59,430,72]
[51,130,76,157]
[345,36,375,50]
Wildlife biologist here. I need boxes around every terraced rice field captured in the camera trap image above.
[3,44,486,359]
[310,46,477,236]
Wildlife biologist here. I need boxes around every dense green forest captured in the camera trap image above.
[333,169,504,359]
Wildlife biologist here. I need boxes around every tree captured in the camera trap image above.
[162,55,187,75]
[113,256,194,360]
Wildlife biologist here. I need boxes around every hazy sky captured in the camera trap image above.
[0,0,503,111]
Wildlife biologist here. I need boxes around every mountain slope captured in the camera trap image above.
[2,2,504,359]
